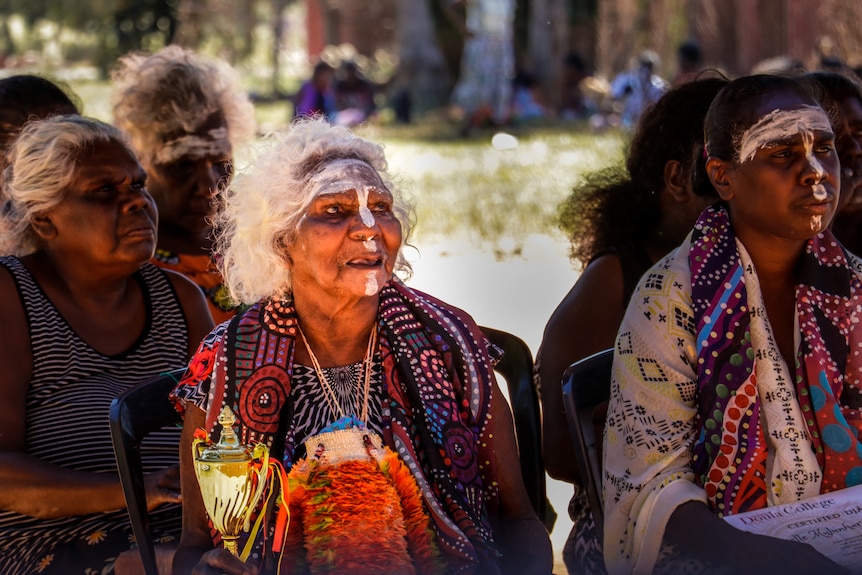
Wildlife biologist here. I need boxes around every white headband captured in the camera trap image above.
[738,105,832,163]
[154,126,231,164]
[307,158,388,228]
[308,158,386,195]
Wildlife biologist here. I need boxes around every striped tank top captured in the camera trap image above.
[0,257,191,575]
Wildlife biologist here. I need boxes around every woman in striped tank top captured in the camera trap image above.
[0,116,213,574]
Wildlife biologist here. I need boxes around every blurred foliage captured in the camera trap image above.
[373,122,625,251]
[1,0,180,74]
[0,0,294,83]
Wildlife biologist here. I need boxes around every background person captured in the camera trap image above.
[603,74,856,574]
[537,76,726,575]
[293,60,337,121]
[111,45,257,324]
[672,40,704,86]
[807,71,862,257]
[0,74,79,169]
[171,118,553,575]
[0,115,213,575]
[609,50,668,130]
[333,60,377,127]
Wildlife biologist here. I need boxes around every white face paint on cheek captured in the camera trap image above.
[365,271,378,296]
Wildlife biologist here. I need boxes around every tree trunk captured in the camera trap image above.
[318,0,341,46]
[174,0,206,48]
[272,0,291,94]
[393,0,449,115]
[528,0,568,110]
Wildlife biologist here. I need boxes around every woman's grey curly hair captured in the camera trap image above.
[217,117,415,305]
[0,115,131,256]
[111,45,256,165]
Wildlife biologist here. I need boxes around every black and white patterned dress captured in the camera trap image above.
[268,360,385,461]
[0,257,191,575]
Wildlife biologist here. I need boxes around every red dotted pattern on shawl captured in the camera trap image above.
[796,236,862,492]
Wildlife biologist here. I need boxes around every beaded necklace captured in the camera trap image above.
[297,322,377,424]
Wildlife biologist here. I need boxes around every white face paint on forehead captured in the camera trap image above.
[307,158,388,228]
[737,105,833,164]
[155,126,231,164]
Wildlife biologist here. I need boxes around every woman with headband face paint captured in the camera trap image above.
[603,75,862,574]
[112,45,257,324]
[170,118,553,575]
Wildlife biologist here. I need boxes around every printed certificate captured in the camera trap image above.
[724,484,862,571]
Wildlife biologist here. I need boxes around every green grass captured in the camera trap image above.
[372,124,624,251]
[65,79,626,252]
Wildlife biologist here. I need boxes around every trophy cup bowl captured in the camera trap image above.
[193,405,268,557]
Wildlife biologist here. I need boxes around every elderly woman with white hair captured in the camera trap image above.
[170,118,553,575]
[0,115,213,574]
[112,45,257,324]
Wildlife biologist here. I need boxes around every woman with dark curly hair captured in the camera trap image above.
[537,75,727,574]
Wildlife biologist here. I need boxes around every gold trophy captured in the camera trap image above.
[192,405,269,557]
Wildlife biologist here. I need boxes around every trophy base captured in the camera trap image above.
[222,535,241,557]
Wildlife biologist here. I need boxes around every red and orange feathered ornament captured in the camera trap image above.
[279,416,442,574]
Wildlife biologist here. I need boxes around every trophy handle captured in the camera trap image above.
[192,434,206,459]
[242,444,270,532]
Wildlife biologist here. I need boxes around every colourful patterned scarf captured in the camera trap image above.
[173,280,502,573]
[689,204,862,516]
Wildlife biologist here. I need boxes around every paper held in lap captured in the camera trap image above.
[724,483,862,571]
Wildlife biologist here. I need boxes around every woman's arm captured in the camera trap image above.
[537,254,625,483]
[485,375,553,575]
[163,269,216,357]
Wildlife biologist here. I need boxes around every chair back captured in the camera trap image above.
[562,348,613,542]
[109,369,185,575]
[481,326,555,530]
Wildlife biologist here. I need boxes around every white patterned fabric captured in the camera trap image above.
[602,233,862,574]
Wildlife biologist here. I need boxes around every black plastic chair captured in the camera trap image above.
[562,348,613,542]
[481,325,555,531]
[109,369,185,575]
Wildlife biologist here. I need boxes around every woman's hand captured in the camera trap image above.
[666,501,850,575]
[144,464,182,510]
[189,549,258,575]
[729,532,850,575]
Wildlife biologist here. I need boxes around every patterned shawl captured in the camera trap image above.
[172,279,503,573]
[689,204,862,516]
